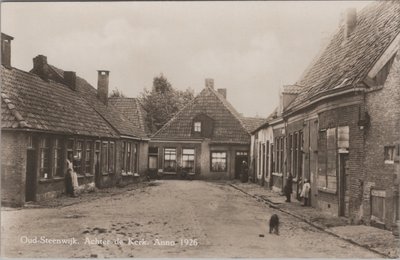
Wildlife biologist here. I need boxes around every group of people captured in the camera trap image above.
[284,173,311,206]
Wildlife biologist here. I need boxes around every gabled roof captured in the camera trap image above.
[286,1,400,112]
[1,66,117,137]
[109,97,151,136]
[241,117,268,133]
[152,86,251,144]
[46,65,147,139]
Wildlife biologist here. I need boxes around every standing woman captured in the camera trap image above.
[65,155,74,196]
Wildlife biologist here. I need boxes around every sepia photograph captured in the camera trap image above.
[0,0,399,258]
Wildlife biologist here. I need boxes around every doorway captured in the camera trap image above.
[339,153,349,216]
[25,148,37,202]
[235,151,248,179]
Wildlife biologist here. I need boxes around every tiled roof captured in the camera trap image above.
[241,117,268,133]
[153,86,251,144]
[47,65,147,139]
[109,97,151,136]
[286,1,400,111]
[1,66,117,137]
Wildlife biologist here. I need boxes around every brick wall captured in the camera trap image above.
[1,131,27,206]
[364,49,400,229]
[318,102,365,219]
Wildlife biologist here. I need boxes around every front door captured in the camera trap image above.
[235,152,248,179]
[339,153,349,216]
[25,149,37,202]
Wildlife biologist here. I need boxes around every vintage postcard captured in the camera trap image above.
[1,0,399,258]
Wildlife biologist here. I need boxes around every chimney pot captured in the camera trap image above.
[205,78,214,89]
[217,88,227,99]
[344,8,357,39]
[1,33,14,68]
[64,71,76,91]
[97,70,110,105]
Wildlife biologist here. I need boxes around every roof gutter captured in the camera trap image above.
[283,86,366,118]
[120,135,150,141]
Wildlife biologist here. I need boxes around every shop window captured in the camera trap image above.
[211,151,227,172]
[39,137,50,179]
[53,138,63,177]
[182,148,195,171]
[384,146,395,164]
[164,148,177,172]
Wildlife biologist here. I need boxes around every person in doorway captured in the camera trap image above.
[240,160,249,183]
[300,179,311,206]
[284,173,293,202]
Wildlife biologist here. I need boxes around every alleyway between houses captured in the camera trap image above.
[1,181,383,258]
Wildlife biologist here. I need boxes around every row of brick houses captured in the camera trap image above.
[251,1,400,230]
[1,32,264,205]
[1,33,150,206]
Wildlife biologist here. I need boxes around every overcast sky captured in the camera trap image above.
[1,1,372,117]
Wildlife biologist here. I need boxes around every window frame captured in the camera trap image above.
[384,146,395,164]
[39,137,51,179]
[210,151,227,172]
[163,148,177,172]
[182,148,195,172]
[194,121,201,132]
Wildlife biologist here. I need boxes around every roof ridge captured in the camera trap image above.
[1,92,31,128]
[208,86,251,135]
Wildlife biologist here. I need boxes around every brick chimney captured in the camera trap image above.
[1,33,14,68]
[97,70,109,105]
[64,71,76,91]
[205,78,214,89]
[32,55,50,81]
[344,8,357,39]
[217,88,227,99]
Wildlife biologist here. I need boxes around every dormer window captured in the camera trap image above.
[194,122,201,132]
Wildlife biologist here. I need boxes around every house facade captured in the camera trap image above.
[1,33,149,206]
[251,1,400,230]
[149,79,259,180]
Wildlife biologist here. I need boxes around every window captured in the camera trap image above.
[85,141,93,175]
[318,128,337,191]
[27,135,34,149]
[94,141,101,175]
[39,137,50,179]
[384,146,395,164]
[194,122,201,132]
[127,143,132,172]
[67,139,74,162]
[211,152,227,172]
[109,141,115,173]
[132,144,138,172]
[293,133,298,178]
[101,141,109,173]
[164,148,177,172]
[121,142,126,172]
[53,138,63,177]
[182,148,195,170]
[74,140,83,175]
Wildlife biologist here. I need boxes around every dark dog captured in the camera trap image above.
[269,214,280,235]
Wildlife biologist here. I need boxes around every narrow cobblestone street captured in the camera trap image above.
[1,180,383,258]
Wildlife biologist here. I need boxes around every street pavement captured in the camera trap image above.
[1,180,384,258]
